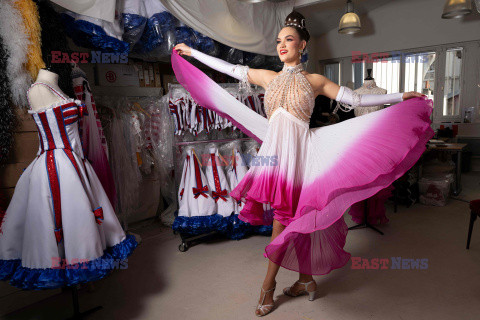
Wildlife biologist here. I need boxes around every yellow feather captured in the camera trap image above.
[13,0,45,80]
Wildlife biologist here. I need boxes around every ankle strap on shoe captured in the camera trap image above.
[297,280,315,286]
[261,286,276,293]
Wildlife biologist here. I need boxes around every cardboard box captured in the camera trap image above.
[6,132,39,164]
[147,63,155,88]
[143,62,151,87]
[97,64,140,87]
[162,74,178,93]
[0,188,15,203]
[153,63,162,88]
[14,108,37,132]
[0,162,31,188]
[136,62,145,87]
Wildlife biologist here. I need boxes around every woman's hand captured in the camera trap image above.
[173,43,192,56]
[402,91,426,100]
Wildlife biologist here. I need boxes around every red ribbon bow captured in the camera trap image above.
[212,189,228,202]
[93,207,104,225]
[78,104,89,117]
[192,185,209,199]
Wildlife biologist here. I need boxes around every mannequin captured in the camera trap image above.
[354,69,387,117]
[28,69,68,110]
[0,66,137,290]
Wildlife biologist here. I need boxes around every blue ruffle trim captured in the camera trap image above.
[60,13,130,54]
[173,213,272,240]
[122,13,147,46]
[192,30,216,55]
[135,11,176,53]
[173,214,223,236]
[0,235,137,290]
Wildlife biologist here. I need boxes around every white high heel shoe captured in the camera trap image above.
[283,280,316,301]
[256,283,276,317]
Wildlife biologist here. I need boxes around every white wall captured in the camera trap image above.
[309,0,480,124]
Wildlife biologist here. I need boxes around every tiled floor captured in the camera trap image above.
[2,172,480,320]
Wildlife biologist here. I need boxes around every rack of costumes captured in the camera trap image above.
[168,83,265,136]
[93,90,176,229]
[168,84,272,252]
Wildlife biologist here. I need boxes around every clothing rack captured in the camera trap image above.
[175,137,253,146]
[172,137,253,252]
[168,81,266,252]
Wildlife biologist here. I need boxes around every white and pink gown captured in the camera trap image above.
[171,51,434,275]
[0,84,137,290]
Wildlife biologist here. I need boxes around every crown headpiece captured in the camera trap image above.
[285,16,306,30]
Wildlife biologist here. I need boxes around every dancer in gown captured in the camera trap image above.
[173,11,433,316]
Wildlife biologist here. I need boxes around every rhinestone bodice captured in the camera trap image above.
[264,63,315,123]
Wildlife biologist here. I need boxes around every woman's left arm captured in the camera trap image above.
[308,74,426,112]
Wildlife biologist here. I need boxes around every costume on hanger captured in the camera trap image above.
[172,50,433,275]
[204,145,235,217]
[174,146,222,234]
[168,85,265,136]
[219,145,251,240]
[0,83,137,290]
[72,66,116,206]
[227,146,248,215]
[349,79,392,225]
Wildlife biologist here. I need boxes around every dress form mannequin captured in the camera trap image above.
[28,69,69,111]
[354,69,387,117]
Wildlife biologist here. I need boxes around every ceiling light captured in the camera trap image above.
[442,0,472,19]
[339,0,361,34]
[237,0,290,3]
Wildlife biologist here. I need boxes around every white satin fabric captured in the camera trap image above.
[160,0,293,55]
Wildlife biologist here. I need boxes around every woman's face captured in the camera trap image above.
[276,27,305,63]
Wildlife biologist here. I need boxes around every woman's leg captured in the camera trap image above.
[256,219,285,315]
[262,219,285,287]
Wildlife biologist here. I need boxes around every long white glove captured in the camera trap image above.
[334,86,404,114]
[190,48,251,93]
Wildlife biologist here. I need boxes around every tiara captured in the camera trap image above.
[285,17,306,30]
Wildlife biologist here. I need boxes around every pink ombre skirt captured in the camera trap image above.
[231,102,432,275]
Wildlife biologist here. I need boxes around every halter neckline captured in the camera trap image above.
[282,63,304,73]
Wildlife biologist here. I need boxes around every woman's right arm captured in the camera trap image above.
[174,43,275,89]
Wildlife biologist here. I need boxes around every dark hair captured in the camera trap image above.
[284,11,310,43]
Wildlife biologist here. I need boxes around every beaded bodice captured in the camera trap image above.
[264,63,315,123]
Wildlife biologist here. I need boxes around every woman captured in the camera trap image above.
[173,11,432,317]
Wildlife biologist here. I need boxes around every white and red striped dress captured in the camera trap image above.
[0,83,136,290]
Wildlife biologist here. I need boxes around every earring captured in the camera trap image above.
[299,49,304,54]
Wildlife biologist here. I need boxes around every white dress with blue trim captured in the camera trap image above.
[0,83,137,290]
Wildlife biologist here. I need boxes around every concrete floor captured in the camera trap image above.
[3,172,480,320]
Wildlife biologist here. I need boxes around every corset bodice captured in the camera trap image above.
[264,63,315,123]
[29,100,87,157]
